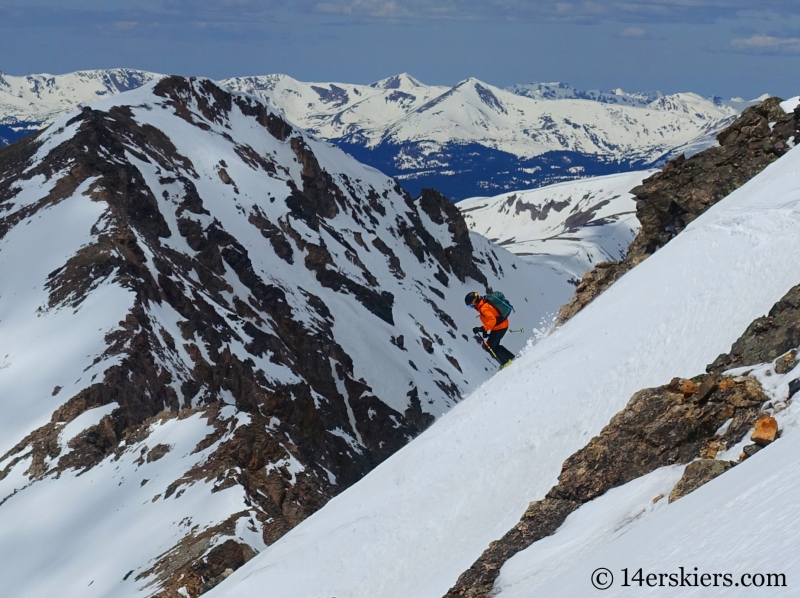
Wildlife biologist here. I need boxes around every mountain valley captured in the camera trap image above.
[0,66,798,598]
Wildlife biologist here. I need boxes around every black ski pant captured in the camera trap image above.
[486,328,515,365]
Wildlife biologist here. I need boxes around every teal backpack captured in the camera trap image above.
[483,291,514,323]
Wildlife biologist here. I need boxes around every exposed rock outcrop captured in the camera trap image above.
[557,98,800,324]
[444,373,766,598]
[446,280,800,598]
[667,459,737,503]
[707,284,800,374]
[0,76,521,596]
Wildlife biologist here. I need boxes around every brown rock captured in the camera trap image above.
[775,350,798,374]
[699,440,725,459]
[146,443,172,463]
[718,378,736,391]
[217,168,232,184]
[696,375,719,402]
[740,444,763,461]
[750,415,778,446]
[682,380,700,397]
[557,96,798,327]
[668,459,737,502]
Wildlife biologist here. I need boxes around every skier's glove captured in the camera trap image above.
[472,326,486,336]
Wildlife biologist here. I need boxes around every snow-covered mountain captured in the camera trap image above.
[0,76,573,598]
[508,81,763,113]
[458,170,656,281]
[204,101,800,598]
[1,69,756,200]
[225,74,749,199]
[0,68,160,144]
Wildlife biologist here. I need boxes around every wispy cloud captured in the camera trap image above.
[731,34,800,53]
[620,26,647,38]
[6,0,800,29]
[315,0,414,18]
[114,21,139,30]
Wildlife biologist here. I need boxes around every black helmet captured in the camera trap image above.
[464,291,480,306]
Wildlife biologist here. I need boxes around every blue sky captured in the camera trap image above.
[1,0,799,98]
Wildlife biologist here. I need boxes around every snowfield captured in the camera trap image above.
[208,139,800,597]
[224,74,741,163]
[459,170,656,280]
[2,69,755,198]
[0,77,587,598]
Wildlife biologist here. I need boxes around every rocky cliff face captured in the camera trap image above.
[0,76,547,598]
[446,283,800,598]
[557,97,799,324]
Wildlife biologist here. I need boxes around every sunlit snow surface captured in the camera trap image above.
[0,69,161,127]
[459,170,655,279]
[223,75,740,164]
[209,145,800,598]
[0,79,582,598]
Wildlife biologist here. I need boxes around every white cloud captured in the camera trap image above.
[731,34,800,53]
[315,0,413,18]
[620,25,647,38]
[114,20,138,29]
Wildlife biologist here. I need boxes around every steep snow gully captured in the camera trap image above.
[210,135,800,595]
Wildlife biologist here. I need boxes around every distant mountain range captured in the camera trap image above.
[0,68,159,144]
[0,68,762,199]
[458,170,657,282]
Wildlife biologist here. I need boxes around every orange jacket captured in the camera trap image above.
[476,299,509,332]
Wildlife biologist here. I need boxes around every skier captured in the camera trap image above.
[465,291,515,368]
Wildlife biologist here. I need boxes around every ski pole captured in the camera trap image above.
[506,328,525,334]
[475,333,498,360]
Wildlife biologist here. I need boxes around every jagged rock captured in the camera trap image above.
[682,379,700,398]
[146,443,172,463]
[448,275,800,598]
[557,98,800,325]
[740,444,763,460]
[751,415,779,446]
[668,459,737,503]
[708,285,800,373]
[443,373,765,598]
[144,520,257,598]
[217,168,233,185]
[699,439,725,459]
[0,75,533,595]
[775,350,798,374]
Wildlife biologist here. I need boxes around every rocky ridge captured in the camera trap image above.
[557,97,799,324]
[0,76,552,598]
[445,282,800,598]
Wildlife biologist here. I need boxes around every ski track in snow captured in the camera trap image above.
[208,145,800,598]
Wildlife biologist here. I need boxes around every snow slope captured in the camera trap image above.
[0,68,160,125]
[0,68,752,199]
[497,363,800,598]
[491,93,800,598]
[221,73,448,146]
[208,134,800,597]
[226,74,747,198]
[459,170,656,280]
[224,75,739,162]
[0,77,573,598]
